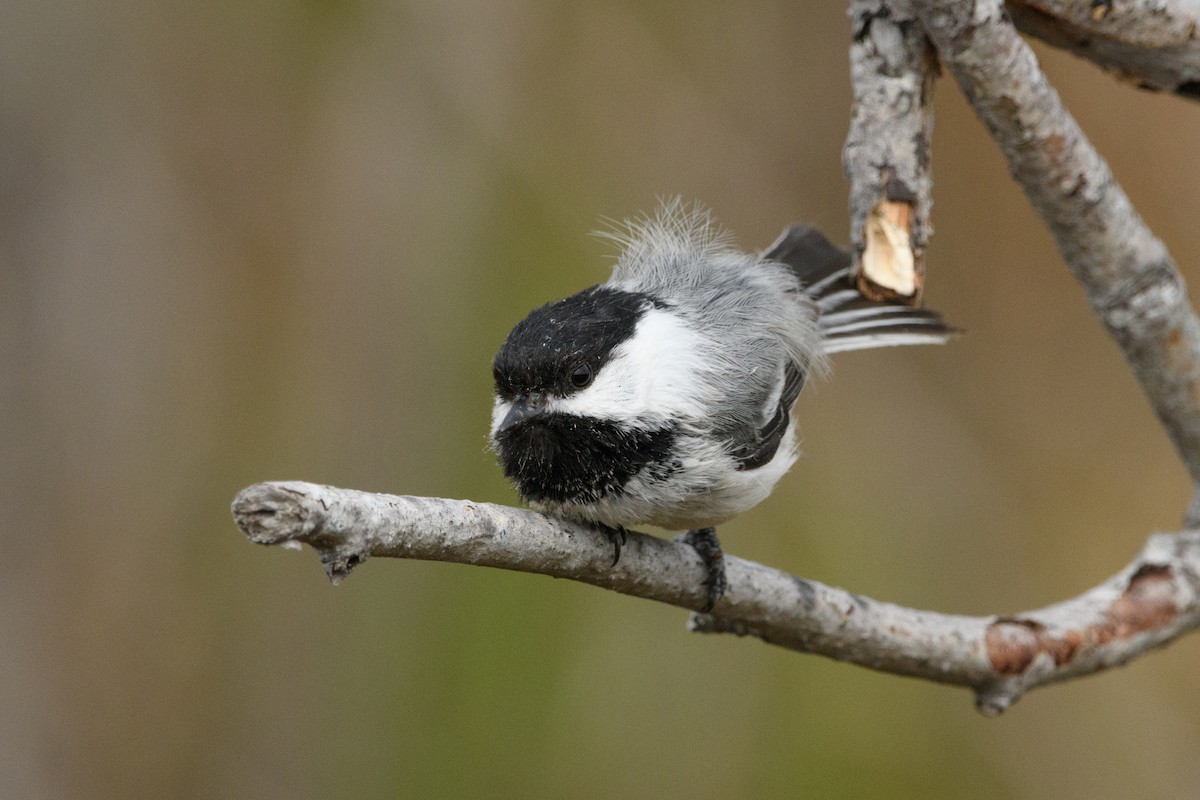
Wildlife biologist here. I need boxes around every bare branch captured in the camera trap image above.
[1007,0,1200,102]
[845,0,939,304]
[233,481,1200,715]
[913,0,1200,508]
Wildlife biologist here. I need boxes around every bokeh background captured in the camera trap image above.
[4,1,1200,798]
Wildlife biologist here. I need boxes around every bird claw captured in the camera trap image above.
[677,527,726,612]
[597,524,627,566]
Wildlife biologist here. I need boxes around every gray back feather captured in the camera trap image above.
[602,200,826,441]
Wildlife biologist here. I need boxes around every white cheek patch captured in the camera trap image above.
[551,308,710,423]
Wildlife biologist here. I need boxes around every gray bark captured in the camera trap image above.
[1008,0,1200,101]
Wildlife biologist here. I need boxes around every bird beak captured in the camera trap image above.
[496,397,546,434]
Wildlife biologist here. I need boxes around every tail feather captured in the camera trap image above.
[815,289,861,313]
[763,223,955,354]
[820,304,943,326]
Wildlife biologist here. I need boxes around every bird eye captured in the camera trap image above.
[569,363,594,389]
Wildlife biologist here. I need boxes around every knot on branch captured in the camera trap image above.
[984,562,1184,678]
[985,618,1075,677]
[1098,259,1188,334]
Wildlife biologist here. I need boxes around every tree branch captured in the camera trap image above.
[233,481,1200,715]
[1007,0,1200,102]
[912,0,1200,510]
[845,0,939,304]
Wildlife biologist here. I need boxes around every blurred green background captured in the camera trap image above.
[4,1,1200,798]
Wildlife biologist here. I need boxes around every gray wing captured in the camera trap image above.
[727,360,805,471]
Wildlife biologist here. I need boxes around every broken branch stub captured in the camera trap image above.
[845,0,936,306]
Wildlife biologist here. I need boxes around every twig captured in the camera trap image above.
[913,0,1200,513]
[845,0,938,304]
[1007,0,1200,101]
[233,481,1200,715]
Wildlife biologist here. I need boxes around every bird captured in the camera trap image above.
[489,200,952,610]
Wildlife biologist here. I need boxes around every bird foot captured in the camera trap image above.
[676,527,726,611]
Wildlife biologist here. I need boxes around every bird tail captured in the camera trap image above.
[763,224,955,354]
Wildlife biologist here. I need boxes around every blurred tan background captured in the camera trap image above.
[4,1,1200,798]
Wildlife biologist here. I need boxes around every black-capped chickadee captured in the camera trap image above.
[490,201,952,609]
